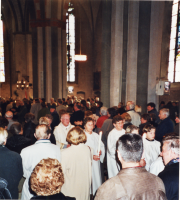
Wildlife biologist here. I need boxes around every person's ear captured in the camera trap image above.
[117,150,122,162]
[141,151,145,160]
[47,133,51,139]
[3,138,7,146]
[34,133,37,139]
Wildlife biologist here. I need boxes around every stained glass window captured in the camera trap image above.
[168,0,180,82]
[0,18,5,82]
[66,2,75,82]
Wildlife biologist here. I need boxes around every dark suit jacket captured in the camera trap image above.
[155,117,174,142]
[0,146,23,199]
[158,162,179,200]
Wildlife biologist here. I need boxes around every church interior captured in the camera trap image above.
[1,0,180,113]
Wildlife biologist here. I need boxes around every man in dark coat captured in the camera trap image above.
[70,103,84,127]
[158,135,179,200]
[49,104,60,132]
[0,128,23,199]
[147,102,160,124]
[155,108,174,142]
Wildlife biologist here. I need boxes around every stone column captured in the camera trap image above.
[110,0,124,107]
[126,1,139,103]
[101,0,112,107]
[25,34,33,99]
[45,0,52,103]
[57,1,62,99]
[62,29,67,98]
[37,27,44,98]
[14,34,27,99]
[148,2,164,106]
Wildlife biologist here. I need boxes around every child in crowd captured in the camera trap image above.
[142,124,161,171]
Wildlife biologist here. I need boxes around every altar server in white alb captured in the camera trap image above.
[107,115,125,178]
[20,124,61,200]
[84,117,105,195]
[54,112,74,149]
[142,124,161,171]
[149,156,164,176]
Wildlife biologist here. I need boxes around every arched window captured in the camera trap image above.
[66,2,75,82]
[168,0,180,82]
[0,16,5,82]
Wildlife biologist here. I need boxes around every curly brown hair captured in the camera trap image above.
[30,158,64,196]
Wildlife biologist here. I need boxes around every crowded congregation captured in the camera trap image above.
[0,96,179,200]
[1,0,180,199]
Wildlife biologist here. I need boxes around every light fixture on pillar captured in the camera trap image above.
[16,80,29,90]
[16,72,32,90]
[74,17,87,61]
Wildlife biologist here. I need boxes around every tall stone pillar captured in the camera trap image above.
[25,34,33,99]
[37,27,44,98]
[45,0,52,103]
[148,2,164,106]
[126,1,139,103]
[101,0,112,107]
[110,0,124,107]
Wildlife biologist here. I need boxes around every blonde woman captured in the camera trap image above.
[61,126,92,200]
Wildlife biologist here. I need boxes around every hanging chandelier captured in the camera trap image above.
[16,80,29,90]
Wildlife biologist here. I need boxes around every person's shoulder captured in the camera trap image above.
[54,123,61,129]
[5,146,21,157]
[20,143,34,154]
[109,128,116,134]
[70,123,75,128]
[159,162,179,176]
[95,175,124,200]
[92,131,99,138]
[153,139,161,146]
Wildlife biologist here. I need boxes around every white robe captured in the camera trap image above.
[20,140,61,200]
[53,122,74,148]
[107,128,125,178]
[85,131,105,195]
[149,156,165,176]
[143,138,161,171]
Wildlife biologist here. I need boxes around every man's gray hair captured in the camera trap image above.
[100,107,107,116]
[116,133,143,162]
[160,108,169,117]
[126,101,135,110]
[163,135,179,156]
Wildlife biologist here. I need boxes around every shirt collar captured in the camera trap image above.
[35,139,51,144]
[166,157,179,166]
[146,138,155,142]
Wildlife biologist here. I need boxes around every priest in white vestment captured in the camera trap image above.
[142,125,161,171]
[84,117,105,195]
[107,115,125,178]
[53,112,74,149]
[149,156,165,175]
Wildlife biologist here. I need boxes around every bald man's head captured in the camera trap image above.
[5,111,13,119]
